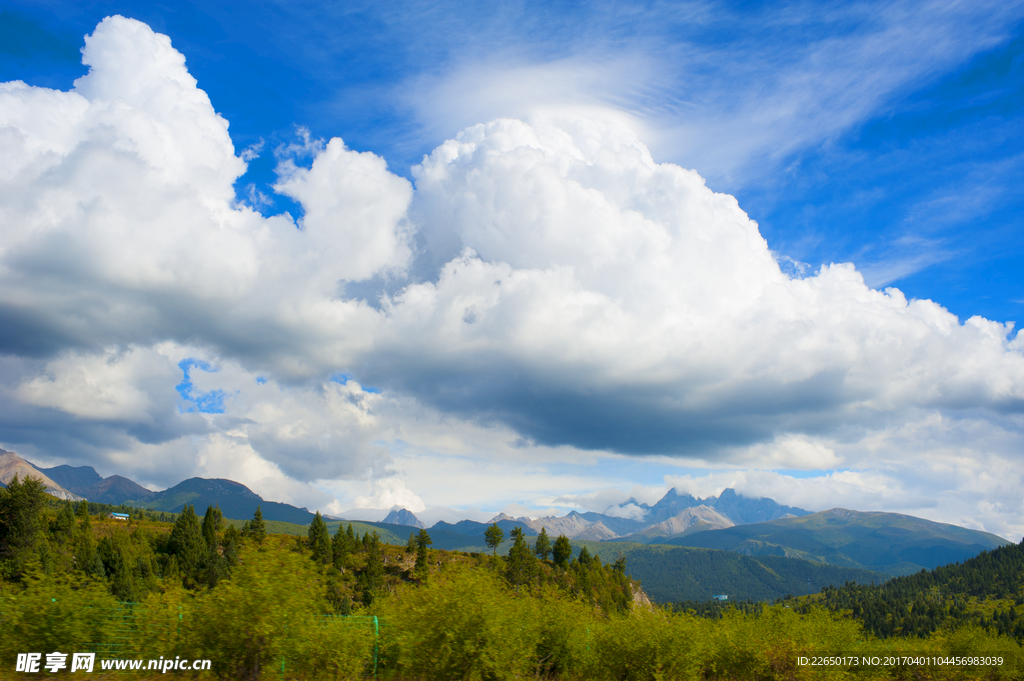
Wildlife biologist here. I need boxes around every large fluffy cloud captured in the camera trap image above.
[1,17,1022,533]
[370,116,1024,455]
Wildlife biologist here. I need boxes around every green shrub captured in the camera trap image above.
[378,566,543,680]
[590,606,705,681]
[187,547,345,680]
[0,572,118,661]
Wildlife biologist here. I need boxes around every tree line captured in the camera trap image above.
[801,538,1024,641]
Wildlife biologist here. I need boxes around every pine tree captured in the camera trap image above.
[552,535,572,569]
[360,531,385,605]
[485,524,504,555]
[415,529,433,574]
[505,526,537,593]
[248,505,266,547]
[308,511,331,564]
[0,474,50,575]
[333,523,352,568]
[200,506,227,588]
[51,502,76,539]
[534,527,552,561]
[222,524,240,566]
[406,532,416,554]
[168,504,206,587]
[202,505,220,552]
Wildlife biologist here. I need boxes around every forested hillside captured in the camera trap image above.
[583,541,889,602]
[2,475,1022,680]
[806,538,1024,641]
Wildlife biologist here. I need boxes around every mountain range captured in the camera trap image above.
[470,487,810,542]
[638,507,1010,575]
[0,447,1011,584]
[0,449,316,524]
[0,450,83,501]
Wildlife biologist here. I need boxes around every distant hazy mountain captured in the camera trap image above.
[382,508,425,528]
[34,463,103,492]
[433,515,538,538]
[136,477,316,525]
[637,488,811,527]
[524,511,618,540]
[520,488,810,540]
[33,463,155,504]
[657,508,1010,575]
[0,450,82,501]
[652,505,735,535]
[79,475,156,506]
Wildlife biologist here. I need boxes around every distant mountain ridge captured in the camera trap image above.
[133,478,316,525]
[521,488,810,541]
[649,507,1011,575]
[35,462,155,505]
[0,450,83,501]
[2,448,315,525]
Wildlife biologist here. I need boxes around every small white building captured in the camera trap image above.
[109,512,130,521]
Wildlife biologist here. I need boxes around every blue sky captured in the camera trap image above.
[1,1,1023,535]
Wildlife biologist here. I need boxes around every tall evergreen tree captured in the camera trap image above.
[247,505,266,547]
[414,529,433,574]
[51,502,76,540]
[332,523,352,568]
[406,532,416,554]
[222,524,240,567]
[308,511,331,564]
[202,505,220,552]
[484,524,504,555]
[534,527,552,561]
[360,531,385,605]
[168,504,206,587]
[552,535,572,569]
[0,474,49,576]
[505,527,537,593]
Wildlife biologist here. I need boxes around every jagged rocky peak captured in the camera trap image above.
[486,512,533,524]
[383,507,425,529]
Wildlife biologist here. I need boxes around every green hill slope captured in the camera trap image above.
[651,508,1009,575]
[811,537,1024,640]
[578,540,888,602]
[128,477,316,525]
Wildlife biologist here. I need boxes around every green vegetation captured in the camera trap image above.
[585,540,890,602]
[2,480,1022,680]
[800,538,1024,640]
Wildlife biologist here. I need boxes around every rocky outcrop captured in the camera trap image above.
[0,450,83,501]
[655,505,734,535]
[383,507,426,528]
